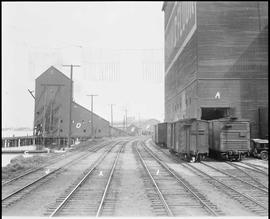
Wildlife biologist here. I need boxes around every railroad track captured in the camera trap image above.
[135,141,224,216]
[47,141,127,217]
[183,163,268,216]
[2,140,113,186]
[2,140,117,209]
[240,162,268,175]
[200,162,268,192]
[224,161,268,189]
[145,139,268,216]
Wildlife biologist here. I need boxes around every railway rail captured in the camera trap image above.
[146,139,268,216]
[136,141,223,216]
[182,163,268,216]
[224,161,268,189]
[2,140,118,208]
[240,162,268,175]
[47,141,127,217]
[2,140,112,186]
[200,162,268,192]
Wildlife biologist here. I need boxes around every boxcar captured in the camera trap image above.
[209,118,250,161]
[168,118,209,162]
[153,123,168,147]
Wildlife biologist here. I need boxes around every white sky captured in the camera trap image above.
[2,2,164,128]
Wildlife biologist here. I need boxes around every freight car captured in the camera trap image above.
[153,123,168,147]
[168,118,209,162]
[208,118,250,161]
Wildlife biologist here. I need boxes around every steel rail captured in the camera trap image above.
[201,162,268,193]
[2,141,116,203]
[96,142,125,217]
[240,162,268,175]
[183,163,268,210]
[2,167,60,202]
[49,141,121,217]
[2,141,112,186]
[135,143,174,217]
[141,141,220,216]
[146,139,268,212]
[225,161,268,189]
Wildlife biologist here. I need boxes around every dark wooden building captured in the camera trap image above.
[162,2,268,138]
[34,66,112,142]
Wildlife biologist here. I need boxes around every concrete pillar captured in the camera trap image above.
[18,139,21,147]
[4,139,7,148]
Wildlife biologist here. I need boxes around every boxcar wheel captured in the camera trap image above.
[260,151,268,160]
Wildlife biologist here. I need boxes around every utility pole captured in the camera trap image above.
[109,104,115,138]
[87,94,98,140]
[110,104,115,127]
[125,108,128,131]
[62,64,80,147]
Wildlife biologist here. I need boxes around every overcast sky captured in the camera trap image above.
[2,2,164,128]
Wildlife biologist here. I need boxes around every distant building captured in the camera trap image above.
[162,2,268,138]
[34,66,126,145]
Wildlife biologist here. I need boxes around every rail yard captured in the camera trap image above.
[2,137,268,217]
[2,1,268,217]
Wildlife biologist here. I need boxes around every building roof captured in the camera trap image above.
[162,2,167,11]
[35,66,71,82]
[73,101,109,124]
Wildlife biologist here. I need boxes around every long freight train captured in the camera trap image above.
[153,117,251,162]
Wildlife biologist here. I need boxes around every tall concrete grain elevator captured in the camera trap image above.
[162,2,268,138]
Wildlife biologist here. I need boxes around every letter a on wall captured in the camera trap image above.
[215,91,220,99]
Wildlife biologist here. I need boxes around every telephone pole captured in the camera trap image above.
[109,104,115,138]
[62,64,80,147]
[87,94,98,140]
[110,104,115,127]
[125,108,128,131]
